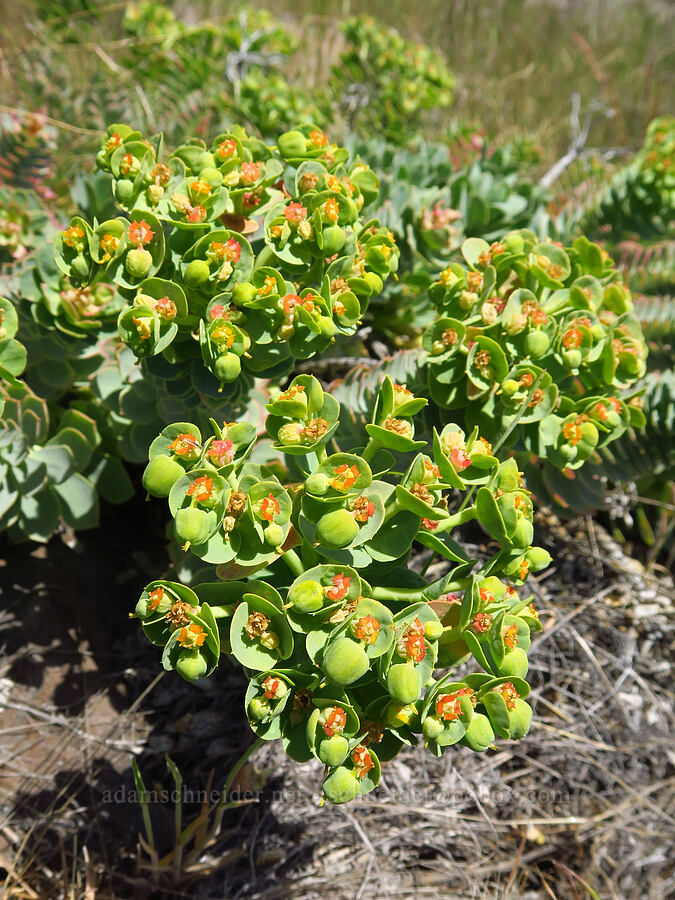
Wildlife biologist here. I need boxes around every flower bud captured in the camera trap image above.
[526,546,552,571]
[116,179,135,203]
[461,712,494,751]
[277,422,305,446]
[319,735,350,767]
[232,282,257,305]
[422,715,445,741]
[184,259,211,288]
[500,646,529,678]
[259,630,280,651]
[512,518,534,549]
[288,579,324,613]
[387,663,422,704]
[424,620,444,640]
[278,130,308,157]
[125,248,153,279]
[248,697,272,721]
[305,472,329,495]
[562,349,582,370]
[142,455,185,497]
[501,379,520,396]
[71,254,90,280]
[175,507,211,546]
[508,699,533,739]
[263,523,284,547]
[175,650,208,682]
[213,352,241,383]
[322,224,346,255]
[322,638,369,685]
[505,312,528,334]
[322,767,360,804]
[316,509,359,548]
[525,331,550,358]
[147,183,164,204]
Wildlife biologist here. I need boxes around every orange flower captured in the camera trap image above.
[352,744,374,777]
[63,224,85,248]
[324,198,339,222]
[330,463,360,492]
[99,233,119,261]
[353,614,380,645]
[148,586,164,611]
[155,296,177,320]
[498,681,519,710]
[309,129,328,148]
[262,676,283,699]
[563,327,582,350]
[169,432,200,456]
[325,573,351,602]
[504,623,519,650]
[120,152,134,175]
[206,439,234,466]
[128,220,154,246]
[240,162,261,184]
[450,447,471,471]
[284,202,307,224]
[260,494,280,522]
[177,622,207,647]
[323,706,347,737]
[352,496,375,523]
[435,693,461,721]
[187,475,213,503]
[217,138,237,159]
[187,205,207,223]
[472,612,493,633]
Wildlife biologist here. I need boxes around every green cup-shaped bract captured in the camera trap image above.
[322,638,369,685]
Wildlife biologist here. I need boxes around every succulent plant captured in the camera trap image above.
[134,374,551,803]
[423,230,648,468]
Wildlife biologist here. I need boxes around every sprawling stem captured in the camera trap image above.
[371,585,427,602]
[280,548,304,577]
[435,505,478,532]
[361,437,379,462]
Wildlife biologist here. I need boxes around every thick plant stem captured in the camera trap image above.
[371,585,426,602]
[281,548,305,577]
[436,505,478,532]
[361,437,379,463]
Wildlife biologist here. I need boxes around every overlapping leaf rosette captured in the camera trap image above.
[423,230,648,477]
[135,375,549,804]
[0,296,132,540]
[76,122,395,395]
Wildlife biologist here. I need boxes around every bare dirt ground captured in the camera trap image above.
[0,502,673,900]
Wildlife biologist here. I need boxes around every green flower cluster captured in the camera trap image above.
[135,375,549,804]
[424,230,648,469]
[58,123,394,390]
[333,17,454,143]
